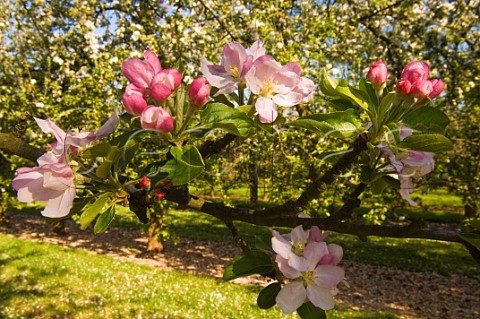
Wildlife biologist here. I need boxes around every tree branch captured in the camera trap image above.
[0,133,45,163]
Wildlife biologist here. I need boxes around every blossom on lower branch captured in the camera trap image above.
[12,111,119,218]
[272,225,345,314]
[12,153,76,218]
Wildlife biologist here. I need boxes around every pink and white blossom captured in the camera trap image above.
[245,56,315,123]
[428,79,445,98]
[12,153,75,218]
[200,40,265,96]
[379,126,435,206]
[12,112,119,218]
[140,106,174,133]
[272,226,345,313]
[34,110,120,155]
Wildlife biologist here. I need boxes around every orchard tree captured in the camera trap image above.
[1,1,480,316]
[3,37,480,317]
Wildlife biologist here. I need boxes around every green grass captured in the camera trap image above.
[0,234,396,319]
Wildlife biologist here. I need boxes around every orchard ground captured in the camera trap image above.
[1,190,479,319]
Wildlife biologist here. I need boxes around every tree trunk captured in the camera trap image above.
[147,208,164,253]
[249,157,258,209]
[465,201,478,219]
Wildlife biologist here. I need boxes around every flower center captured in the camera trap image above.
[229,65,240,79]
[290,238,306,256]
[260,77,275,98]
[302,270,315,285]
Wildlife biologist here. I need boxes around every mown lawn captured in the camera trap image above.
[0,234,396,319]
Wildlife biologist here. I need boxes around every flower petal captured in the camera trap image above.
[255,97,278,123]
[313,265,345,289]
[276,282,307,314]
[306,284,335,310]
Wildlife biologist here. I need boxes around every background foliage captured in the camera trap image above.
[1,0,479,215]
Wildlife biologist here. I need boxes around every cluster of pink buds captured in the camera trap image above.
[395,61,444,99]
[121,51,181,133]
[271,225,344,313]
[122,51,211,132]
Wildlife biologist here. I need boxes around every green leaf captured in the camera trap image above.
[94,205,116,234]
[399,133,453,152]
[458,232,480,250]
[82,142,111,159]
[378,92,395,120]
[359,78,378,112]
[160,145,205,186]
[371,177,387,194]
[360,165,380,184]
[382,175,401,190]
[257,282,281,309]
[289,109,362,138]
[319,68,347,97]
[402,107,450,133]
[223,249,274,281]
[335,84,370,111]
[79,193,113,230]
[297,302,327,319]
[329,98,355,111]
[197,103,254,137]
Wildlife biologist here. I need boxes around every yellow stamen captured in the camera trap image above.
[260,77,276,98]
[229,65,240,79]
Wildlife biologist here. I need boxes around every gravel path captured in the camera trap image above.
[1,213,479,319]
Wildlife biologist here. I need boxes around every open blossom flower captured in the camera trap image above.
[245,56,315,123]
[379,127,435,206]
[200,40,265,96]
[12,153,75,218]
[140,106,174,133]
[12,112,119,218]
[34,110,119,155]
[367,60,388,86]
[272,226,344,313]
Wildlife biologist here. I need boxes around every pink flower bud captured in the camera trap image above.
[410,80,433,99]
[395,79,412,95]
[122,84,148,115]
[367,60,388,86]
[428,79,445,99]
[150,68,183,101]
[122,50,162,89]
[189,77,210,106]
[138,177,151,188]
[401,61,430,84]
[140,106,174,133]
